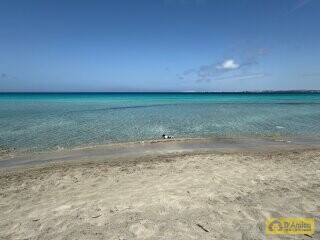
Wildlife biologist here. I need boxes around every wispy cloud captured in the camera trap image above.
[178,46,268,83]
[244,48,268,58]
[300,73,320,77]
[196,74,266,83]
[287,0,313,14]
[0,73,18,81]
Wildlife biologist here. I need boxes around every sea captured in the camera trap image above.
[1,92,320,153]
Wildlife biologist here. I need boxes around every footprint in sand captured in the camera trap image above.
[129,220,158,239]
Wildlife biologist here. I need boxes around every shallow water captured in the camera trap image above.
[1,93,320,152]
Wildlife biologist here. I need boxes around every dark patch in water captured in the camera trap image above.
[66,102,320,114]
[68,103,183,113]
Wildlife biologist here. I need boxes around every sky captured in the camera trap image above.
[0,0,319,92]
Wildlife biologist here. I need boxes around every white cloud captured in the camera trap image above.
[216,59,240,70]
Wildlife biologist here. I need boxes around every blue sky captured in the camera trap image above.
[0,0,319,92]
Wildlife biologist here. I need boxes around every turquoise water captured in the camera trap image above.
[1,93,320,152]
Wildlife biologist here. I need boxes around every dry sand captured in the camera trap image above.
[0,149,320,239]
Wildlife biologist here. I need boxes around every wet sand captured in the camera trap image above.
[0,139,320,239]
[1,136,320,168]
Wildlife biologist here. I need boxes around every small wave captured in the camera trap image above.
[0,145,12,154]
[276,102,320,105]
[55,145,64,151]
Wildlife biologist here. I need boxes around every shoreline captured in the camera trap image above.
[1,135,320,169]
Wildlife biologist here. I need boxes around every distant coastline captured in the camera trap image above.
[1,90,320,94]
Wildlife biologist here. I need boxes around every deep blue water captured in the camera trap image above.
[1,93,320,152]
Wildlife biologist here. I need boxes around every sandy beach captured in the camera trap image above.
[0,143,320,239]
[1,0,320,238]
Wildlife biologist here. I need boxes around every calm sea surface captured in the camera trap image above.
[1,93,320,152]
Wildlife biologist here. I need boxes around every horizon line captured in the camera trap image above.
[1,90,320,94]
